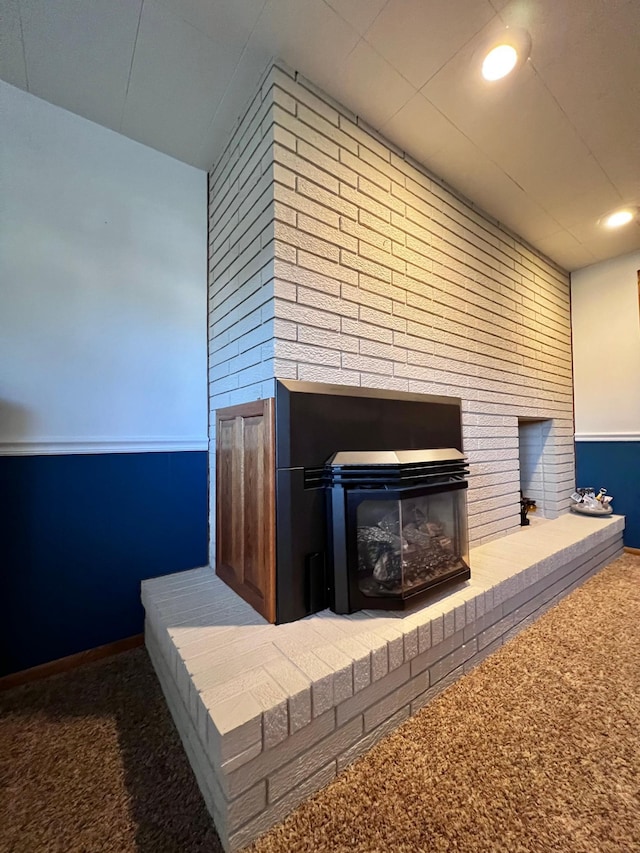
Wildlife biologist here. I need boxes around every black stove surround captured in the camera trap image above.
[274,380,470,623]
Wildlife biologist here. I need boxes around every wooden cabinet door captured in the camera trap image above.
[215,399,276,622]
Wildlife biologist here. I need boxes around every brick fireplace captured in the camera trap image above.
[209,63,575,570]
[141,62,597,852]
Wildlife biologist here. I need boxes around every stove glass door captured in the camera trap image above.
[354,484,468,602]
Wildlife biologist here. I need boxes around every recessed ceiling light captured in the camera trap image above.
[602,208,635,229]
[475,29,531,84]
[482,44,518,81]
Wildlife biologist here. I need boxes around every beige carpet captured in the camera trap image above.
[1,554,639,853]
[249,553,640,853]
[0,644,223,853]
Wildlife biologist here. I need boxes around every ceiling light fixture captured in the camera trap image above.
[602,208,635,229]
[476,28,531,84]
[482,44,518,81]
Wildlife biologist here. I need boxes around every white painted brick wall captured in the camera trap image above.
[208,63,575,560]
[208,66,279,560]
[266,67,574,547]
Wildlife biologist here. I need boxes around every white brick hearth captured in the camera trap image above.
[142,514,624,851]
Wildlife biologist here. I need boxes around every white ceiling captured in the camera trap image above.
[2,0,639,271]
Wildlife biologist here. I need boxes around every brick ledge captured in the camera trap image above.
[142,513,624,850]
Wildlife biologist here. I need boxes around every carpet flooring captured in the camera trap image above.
[1,554,639,853]
[0,645,223,853]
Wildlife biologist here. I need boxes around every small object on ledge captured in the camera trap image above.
[520,491,537,526]
[570,487,613,516]
[570,503,613,516]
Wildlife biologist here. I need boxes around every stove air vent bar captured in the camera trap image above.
[325,448,469,488]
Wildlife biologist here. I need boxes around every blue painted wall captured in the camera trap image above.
[0,451,208,677]
[575,442,640,548]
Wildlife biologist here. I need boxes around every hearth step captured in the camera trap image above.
[142,513,624,852]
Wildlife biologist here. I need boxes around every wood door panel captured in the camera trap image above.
[216,417,242,573]
[243,415,266,595]
[215,399,275,622]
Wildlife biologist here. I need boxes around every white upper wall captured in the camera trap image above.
[571,250,640,438]
[0,81,208,451]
